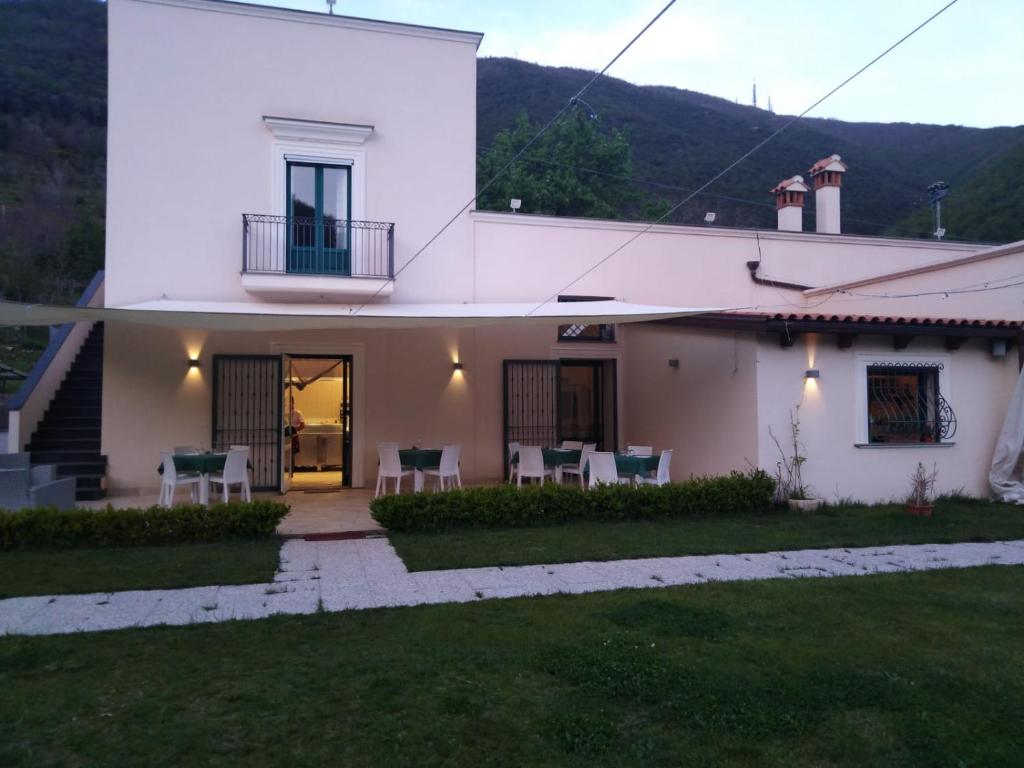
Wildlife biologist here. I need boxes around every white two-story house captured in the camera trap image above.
[5,0,1022,505]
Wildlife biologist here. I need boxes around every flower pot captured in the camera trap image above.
[906,503,934,517]
[787,498,823,513]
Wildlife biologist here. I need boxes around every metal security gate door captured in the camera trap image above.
[503,360,559,470]
[212,355,282,491]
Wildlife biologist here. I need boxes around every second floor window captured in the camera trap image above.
[287,162,351,275]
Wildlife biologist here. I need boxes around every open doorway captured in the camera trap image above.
[283,355,353,491]
[559,359,617,451]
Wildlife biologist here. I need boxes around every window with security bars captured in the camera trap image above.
[867,364,952,444]
[557,295,616,342]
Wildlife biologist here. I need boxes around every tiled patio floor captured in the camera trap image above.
[82,488,381,536]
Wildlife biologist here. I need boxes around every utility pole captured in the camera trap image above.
[927,181,950,239]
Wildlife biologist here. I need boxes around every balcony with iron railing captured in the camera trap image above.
[241,214,395,299]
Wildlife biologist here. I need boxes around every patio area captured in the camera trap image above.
[82,488,382,537]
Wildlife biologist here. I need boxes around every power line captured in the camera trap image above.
[528,0,964,314]
[352,0,680,314]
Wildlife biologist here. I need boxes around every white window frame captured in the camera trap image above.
[854,352,953,446]
[264,117,372,223]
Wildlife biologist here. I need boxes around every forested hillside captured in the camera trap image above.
[477,58,1024,238]
[1,0,1021,306]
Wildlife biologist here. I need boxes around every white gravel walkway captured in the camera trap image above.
[2,538,1023,637]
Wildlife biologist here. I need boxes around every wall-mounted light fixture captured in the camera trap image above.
[188,358,201,370]
[804,368,820,379]
[668,358,680,369]
[452,362,464,371]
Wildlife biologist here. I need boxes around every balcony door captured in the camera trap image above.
[287,162,351,275]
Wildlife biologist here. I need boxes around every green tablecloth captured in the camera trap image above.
[615,453,659,477]
[512,448,582,467]
[159,453,227,475]
[399,448,443,470]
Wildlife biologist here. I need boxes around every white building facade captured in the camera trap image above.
[89,0,1023,503]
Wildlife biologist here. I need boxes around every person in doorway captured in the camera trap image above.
[287,393,306,459]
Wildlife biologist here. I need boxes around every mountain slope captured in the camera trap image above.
[477,58,1024,238]
[0,0,106,302]
[894,140,1024,243]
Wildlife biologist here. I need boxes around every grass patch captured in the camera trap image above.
[0,538,283,597]
[391,499,1024,571]
[0,567,1022,766]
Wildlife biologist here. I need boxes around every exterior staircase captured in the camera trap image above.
[26,323,107,500]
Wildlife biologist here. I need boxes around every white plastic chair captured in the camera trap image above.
[560,440,583,450]
[587,451,630,489]
[560,443,596,487]
[627,445,654,457]
[638,449,673,486]
[159,451,202,507]
[375,444,412,496]
[209,447,252,503]
[516,445,552,487]
[507,441,521,484]
[423,444,462,491]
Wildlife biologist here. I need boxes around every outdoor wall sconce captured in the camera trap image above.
[668,358,680,369]
[452,362,464,371]
[188,358,201,370]
[805,368,820,379]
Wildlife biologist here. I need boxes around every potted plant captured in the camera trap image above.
[770,407,824,512]
[907,462,938,516]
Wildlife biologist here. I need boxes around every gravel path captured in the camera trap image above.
[2,538,1022,636]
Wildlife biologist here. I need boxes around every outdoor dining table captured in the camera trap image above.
[398,448,443,492]
[576,452,660,484]
[511,448,582,483]
[615,453,660,481]
[158,452,227,506]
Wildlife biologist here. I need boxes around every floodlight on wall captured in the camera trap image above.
[668,358,680,369]
[188,358,201,370]
[510,198,522,213]
[703,212,717,225]
[804,368,820,379]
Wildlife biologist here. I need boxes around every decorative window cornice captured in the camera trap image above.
[263,116,374,146]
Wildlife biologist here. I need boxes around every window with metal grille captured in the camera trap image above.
[557,295,616,342]
[866,363,956,444]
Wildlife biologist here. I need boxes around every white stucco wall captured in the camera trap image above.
[623,324,759,479]
[469,213,985,312]
[106,0,478,308]
[754,333,1018,501]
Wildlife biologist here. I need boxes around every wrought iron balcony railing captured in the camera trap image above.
[242,214,394,279]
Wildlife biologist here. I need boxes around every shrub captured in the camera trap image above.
[0,500,290,550]
[371,471,775,532]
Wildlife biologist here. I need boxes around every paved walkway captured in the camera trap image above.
[3,538,1023,636]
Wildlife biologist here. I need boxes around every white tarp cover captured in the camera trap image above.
[0,298,718,331]
[990,365,1024,504]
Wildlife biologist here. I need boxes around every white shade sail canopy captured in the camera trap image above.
[0,298,720,331]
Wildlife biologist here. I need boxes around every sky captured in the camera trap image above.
[249,0,1022,128]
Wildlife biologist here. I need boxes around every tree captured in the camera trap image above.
[476,111,644,219]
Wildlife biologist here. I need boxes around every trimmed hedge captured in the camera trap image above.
[371,471,775,533]
[0,501,290,550]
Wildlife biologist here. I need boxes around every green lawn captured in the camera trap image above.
[391,499,1024,571]
[0,538,284,598]
[1,566,1022,766]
